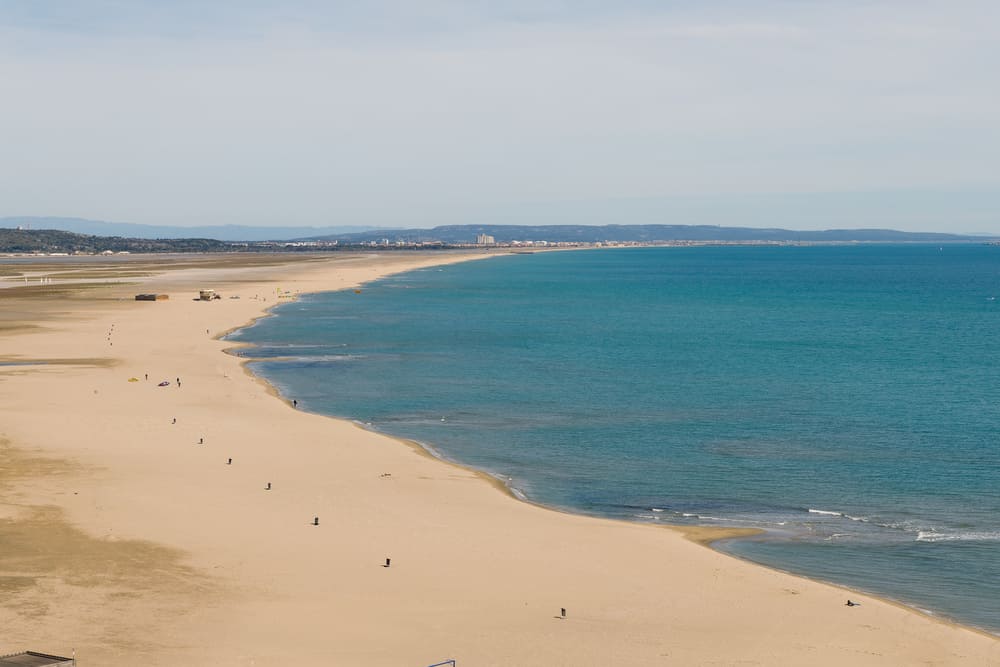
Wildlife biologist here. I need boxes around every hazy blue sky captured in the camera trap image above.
[2,1,998,232]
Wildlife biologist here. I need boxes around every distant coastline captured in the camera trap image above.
[2,217,996,256]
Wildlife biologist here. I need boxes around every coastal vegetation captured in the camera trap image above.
[0,228,235,254]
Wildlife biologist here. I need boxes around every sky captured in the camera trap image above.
[1,1,999,232]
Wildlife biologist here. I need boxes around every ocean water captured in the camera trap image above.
[226,245,1000,634]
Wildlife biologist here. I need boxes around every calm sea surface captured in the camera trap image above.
[227,245,1000,633]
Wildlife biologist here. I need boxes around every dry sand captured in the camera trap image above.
[0,251,997,666]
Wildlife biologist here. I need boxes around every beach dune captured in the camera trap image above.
[0,252,997,666]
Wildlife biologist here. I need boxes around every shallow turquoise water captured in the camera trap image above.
[227,245,1000,633]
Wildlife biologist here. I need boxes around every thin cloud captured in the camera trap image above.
[657,22,807,39]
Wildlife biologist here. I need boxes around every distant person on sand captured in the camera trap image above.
[846,600,859,607]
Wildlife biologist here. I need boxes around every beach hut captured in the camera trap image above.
[0,651,75,666]
[199,289,219,301]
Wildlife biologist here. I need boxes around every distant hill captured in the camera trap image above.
[304,224,986,244]
[1,217,378,242]
[3,220,991,250]
[0,228,235,254]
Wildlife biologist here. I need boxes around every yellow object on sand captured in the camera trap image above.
[128,377,139,382]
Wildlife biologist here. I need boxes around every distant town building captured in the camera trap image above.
[476,234,495,245]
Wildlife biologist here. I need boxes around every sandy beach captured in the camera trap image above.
[1,251,998,666]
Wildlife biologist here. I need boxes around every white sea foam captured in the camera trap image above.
[807,509,842,517]
[651,508,665,512]
[916,531,1000,542]
[289,354,364,363]
[805,509,870,524]
[883,520,928,533]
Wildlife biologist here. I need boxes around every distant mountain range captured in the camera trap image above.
[1,217,992,245]
[0,217,377,242]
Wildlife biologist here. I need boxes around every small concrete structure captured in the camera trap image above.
[199,289,219,301]
[0,651,75,666]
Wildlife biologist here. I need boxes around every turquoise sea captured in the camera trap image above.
[226,245,1000,634]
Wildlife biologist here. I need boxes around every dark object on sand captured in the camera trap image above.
[561,608,566,618]
[385,557,391,568]
[266,482,271,490]
[313,517,319,526]
[157,381,170,387]
[0,650,75,665]
[846,600,860,607]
